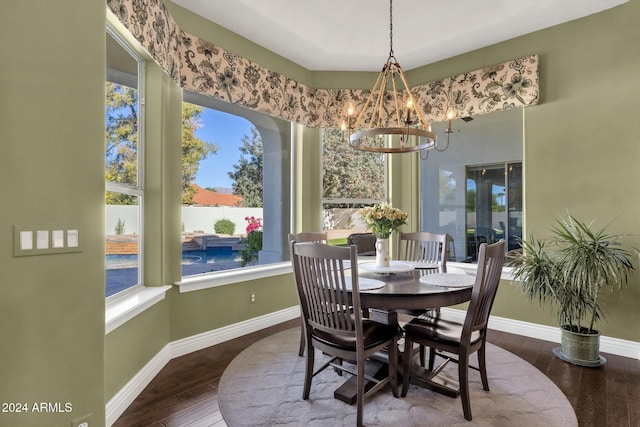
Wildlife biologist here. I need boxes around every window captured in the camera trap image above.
[321,128,386,244]
[420,108,523,262]
[181,92,291,278]
[466,162,522,261]
[105,28,145,297]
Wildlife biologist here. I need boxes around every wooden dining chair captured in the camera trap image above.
[288,232,327,245]
[288,232,328,357]
[401,240,506,421]
[347,232,377,255]
[396,231,448,269]
[291,241,400,427]
[396,231,449,363]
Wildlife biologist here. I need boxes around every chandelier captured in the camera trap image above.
[341,0,455,156]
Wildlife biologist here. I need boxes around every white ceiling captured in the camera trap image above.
[173,0,626,72]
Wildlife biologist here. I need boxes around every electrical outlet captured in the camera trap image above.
[71,413,91,427]
[250,292,256,303]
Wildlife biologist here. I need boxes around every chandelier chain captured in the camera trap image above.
[389,0,394,57]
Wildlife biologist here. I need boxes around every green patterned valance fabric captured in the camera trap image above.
[107,0,538,128]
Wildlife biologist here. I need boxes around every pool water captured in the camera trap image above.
[106,247,241,268]
[182,247,242,265]
[106,247,243,297]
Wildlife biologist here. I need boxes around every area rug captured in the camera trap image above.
[218,328,577,426]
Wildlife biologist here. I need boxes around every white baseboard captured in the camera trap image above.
[107,305,638,426]
[105,306,299,426]
[441,307,640,360]
[170,306,300,359]
[105,344,172,427]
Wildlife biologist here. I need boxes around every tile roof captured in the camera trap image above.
[191,184,243,207]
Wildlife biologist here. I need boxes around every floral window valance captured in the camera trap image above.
[106,0,538,128]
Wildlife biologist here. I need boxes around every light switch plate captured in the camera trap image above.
[20,231,33,250]
[52,230,65,248]
[36,230,49,249]
[13,225,83,256]
[67,229,79,247]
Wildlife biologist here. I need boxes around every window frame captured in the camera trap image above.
[105,24,146,300]
[179,91,292,281]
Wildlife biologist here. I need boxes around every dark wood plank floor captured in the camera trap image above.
[113,318,640,427]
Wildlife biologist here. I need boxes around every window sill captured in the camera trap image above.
[106,285,172,334]
[175,262,293,293]
[447,261,515,281]
[173,260,514,295]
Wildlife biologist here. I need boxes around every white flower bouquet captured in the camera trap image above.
[359,203,408,238]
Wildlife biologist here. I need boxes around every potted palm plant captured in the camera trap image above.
[507,214,636,367]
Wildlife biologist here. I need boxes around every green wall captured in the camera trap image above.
[2,1,639,426]
[0,2,106,426]
[293,125,324,232]
[403,1,640,338]
[170,277,298,340]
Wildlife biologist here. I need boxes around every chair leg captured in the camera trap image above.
[298,327,305,357]
[388,338,399,398]
[459,352,472,421]
[428,347,436,371]
[334,357,343,376]
[302,343,314,399]
[478,341,489,391]
[401,336,413,397]
[357,356,365,427]
[298,315,305,357]
[419,344,425,367]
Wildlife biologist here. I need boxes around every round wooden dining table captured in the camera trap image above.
[356,267,473,312]
[334,263,475,403]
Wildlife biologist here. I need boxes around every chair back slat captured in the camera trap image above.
[397,232,448,269]
[288,232,327,243]
[463,241,506,339]
[292,242,360,337]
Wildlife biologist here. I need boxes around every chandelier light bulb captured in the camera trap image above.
[347,103,355,116]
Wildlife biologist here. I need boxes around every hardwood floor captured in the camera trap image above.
[113,319,639,427]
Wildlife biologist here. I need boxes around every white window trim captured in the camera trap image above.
[106,285,171,334]
[106,24,146,298]
[176,262,293,293]
[447,261,515,281]
[175,259,514,295]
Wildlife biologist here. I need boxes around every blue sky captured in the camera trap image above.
[194,107,253,189]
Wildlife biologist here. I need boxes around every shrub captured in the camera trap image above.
[240,216,263,266]
[115,218,126,235]
[240,230,263,266]
[214,218,236,235]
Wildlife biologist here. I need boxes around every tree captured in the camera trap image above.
[439,170,457,208]
[228,127,263,207]
[105,85,216,205]
[105,82,138,205]
[182,103,217,204]
[322,128,385,201]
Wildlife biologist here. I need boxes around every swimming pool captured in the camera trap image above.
[106,247,241,268]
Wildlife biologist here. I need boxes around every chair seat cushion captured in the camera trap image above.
[403,312,481,345]
[312,320,400,351]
